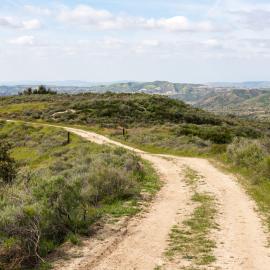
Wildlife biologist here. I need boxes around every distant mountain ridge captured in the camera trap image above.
[0,80,204,96]
[1,80,270,120]
[86,81,204,95]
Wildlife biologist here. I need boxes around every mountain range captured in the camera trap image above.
[1,80,270,120]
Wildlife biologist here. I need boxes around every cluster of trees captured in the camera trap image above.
[18,85,57,96]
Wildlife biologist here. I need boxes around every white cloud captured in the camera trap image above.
[143,17,215,32]
[133,39,161,54]
[9,35,35,46]
[102,37,125,48]
[233,10,270,31]
[24,5,51,16]
[22,19,41,30]
[0,16,41,30]
[140,40,160,47]
[154,16,190,31]
[58,4,216,32]
[206,0,270,32]
[0,17,20,28]
[58,5,113,28]
[203,39,221,48]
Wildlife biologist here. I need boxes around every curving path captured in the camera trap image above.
[6,122,270,269]
[53,126,270,270]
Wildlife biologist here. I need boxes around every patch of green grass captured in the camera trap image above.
[183,167,202,187]
[165,168,217,268]
[140,160,162,195]
[11,146,39,162]
[65,233,82,246]
[100,199,140,217]
[212,157,270,232]
[0,102,48,113]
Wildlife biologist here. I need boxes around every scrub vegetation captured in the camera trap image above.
[1,92,270,267]
[0,121,159,269]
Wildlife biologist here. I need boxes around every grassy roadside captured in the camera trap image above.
[0,121,161,269]
[165,167,218,270]
[50,121,270,235]
[3,119,270,233]
[0,119,211,157]
[210,158,270,233]
[100,128,270,236]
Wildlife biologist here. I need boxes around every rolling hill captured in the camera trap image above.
[2,81,270,121]
[194,89,270,120]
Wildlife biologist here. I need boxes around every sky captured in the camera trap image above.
[0,0,270,83]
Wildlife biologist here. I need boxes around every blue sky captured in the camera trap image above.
[0,0,270,83]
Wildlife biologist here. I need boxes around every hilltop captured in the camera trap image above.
[67,81,270,121]
[0,92,222,126]
[0,92,266,155]
[2,81,270,121]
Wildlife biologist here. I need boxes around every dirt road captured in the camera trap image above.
[50,126,270,270]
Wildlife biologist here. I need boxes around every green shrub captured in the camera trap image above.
[65,233,81,246]
[259,156,270,180]
[227,138,266,167]
[0,143,17,184]
[175,124,232,144]
[86,167,138,205]
[0,122,159,269]
[210,144,227,154]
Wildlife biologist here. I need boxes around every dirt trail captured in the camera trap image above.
[4,122,270,269]
[168,156,270,270]
[51,126,270,270]
[55,128,193,269]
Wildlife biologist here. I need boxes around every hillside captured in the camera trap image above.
[0,92,267,156]
[0,81,203,96]
[2,82,270,121]
[195,89,270,120]
[86,81,203,95]
[0,92,223,126]
[0,86,23,96]
[86,82,270,120]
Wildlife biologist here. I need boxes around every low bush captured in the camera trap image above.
[0,143,17,184]
[0,122,159,269]
[227,138,266,167]
[225,137,270,187]
[175,124,233,144]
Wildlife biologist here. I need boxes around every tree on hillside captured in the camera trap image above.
[0,143,17,184]
[19,85,57,95]
[25,87,33,95]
